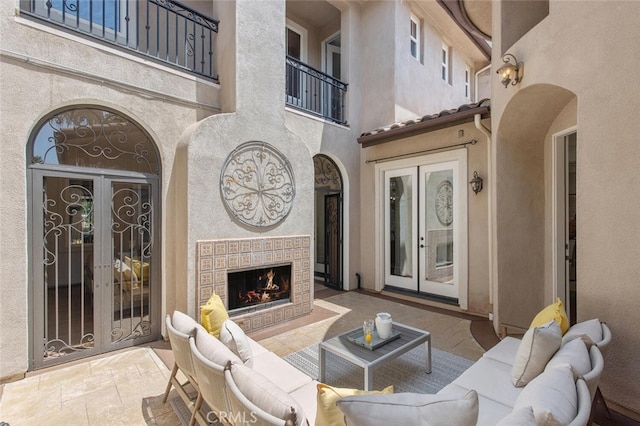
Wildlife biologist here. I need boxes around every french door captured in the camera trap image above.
[30,170,159,368]
[383,152,467,303]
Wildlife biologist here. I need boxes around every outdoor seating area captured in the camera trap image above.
[2,284,631,426]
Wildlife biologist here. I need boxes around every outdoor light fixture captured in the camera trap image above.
[496,53,522,88]
[469,171,483,195]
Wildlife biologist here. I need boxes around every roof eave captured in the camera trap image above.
[357,106,490,148]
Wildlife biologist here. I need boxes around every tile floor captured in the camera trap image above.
[0,286,486,425]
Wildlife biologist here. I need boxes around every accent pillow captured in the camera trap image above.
[194,327,242,366]
[113,258,138,291]
[124,256,150,283]
[562,318,603,347]
[220,319,253,367]
[200,293,229,338]
[336,390,478,426]
[315,384,394,426]
[171,310,199,336]
[529,298,570,335]
[229,362,308,426]
[545,337,591,379]
[513,365,578,425]
[511,320,562,387]
[496,406,537,426]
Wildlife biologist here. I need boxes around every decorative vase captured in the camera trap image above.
[375,312,393,339]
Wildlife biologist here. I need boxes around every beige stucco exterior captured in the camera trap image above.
[491,0,640,412]
[0,0,485,383]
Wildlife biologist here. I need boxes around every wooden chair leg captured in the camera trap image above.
[596,386,612,418]
[189,392,203,426]
[163,364,179,403]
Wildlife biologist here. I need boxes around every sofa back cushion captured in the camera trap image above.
[220,319,254,367]
[513,364,577,425]
[562,318,603,347]
[315,384,394,426]
[511,320,562,387]
[336,390,478,426]
[227,362,308,426]
[545,337,591,378]
[194,327,242,366]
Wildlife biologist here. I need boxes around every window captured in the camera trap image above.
[441,43,450,83]
[410,15,420,60]
[464,66,471,98]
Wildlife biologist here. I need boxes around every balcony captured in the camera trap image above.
[286,56,348,126]
[20,0,219,80]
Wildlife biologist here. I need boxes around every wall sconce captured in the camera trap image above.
[469,171,483,195]
[496,53,522,88]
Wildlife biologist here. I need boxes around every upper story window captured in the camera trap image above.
[441,43,451,83]
[410,14,420,60]
[464,66,471,98]
[286,19,307,62]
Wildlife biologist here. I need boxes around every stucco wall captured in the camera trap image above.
[0,27,217,383]
[492,0,640,412]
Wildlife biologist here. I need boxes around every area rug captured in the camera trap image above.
[283,343,474,393]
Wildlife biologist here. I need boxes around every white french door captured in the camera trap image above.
[382,151,467,304]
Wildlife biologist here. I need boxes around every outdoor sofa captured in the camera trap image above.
[164,308,609,425]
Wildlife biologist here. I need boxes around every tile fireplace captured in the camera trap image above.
[196,235,312,333]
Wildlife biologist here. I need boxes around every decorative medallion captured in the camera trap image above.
[220,141,295,227]
[435,180,453,226]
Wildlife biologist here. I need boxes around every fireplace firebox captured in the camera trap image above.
[227,264,291,314]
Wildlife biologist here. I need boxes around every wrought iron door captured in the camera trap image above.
[31,171,158,368]
[324,193,342,289]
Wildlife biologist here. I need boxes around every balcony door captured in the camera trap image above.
[323,33,342,122]
[382,151,467,304]
[286,20,307,106]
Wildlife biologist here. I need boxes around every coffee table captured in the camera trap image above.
[318,322,431,391]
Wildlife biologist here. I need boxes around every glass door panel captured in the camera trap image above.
[419,162,459,299]
[385,168,418,290]
[109,181,153,347]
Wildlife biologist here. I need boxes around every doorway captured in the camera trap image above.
[28,106,161,368]
[314,155,343,289]
[379,150,468,304]
[554,130,577,324]
[323,33,342,122]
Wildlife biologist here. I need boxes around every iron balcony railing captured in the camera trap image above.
[286,55,348,125]
[21,0,219,80]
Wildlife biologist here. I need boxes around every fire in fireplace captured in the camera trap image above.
[228,264,291,313]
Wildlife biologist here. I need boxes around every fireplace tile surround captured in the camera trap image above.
[196,235,312,333]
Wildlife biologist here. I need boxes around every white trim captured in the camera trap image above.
[374,149,469,309]
[552,126,577,310]
[286,19,308,62]
[410,14,420,60]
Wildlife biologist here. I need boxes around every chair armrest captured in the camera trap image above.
[567,378,591,426]
[599,322,612,350]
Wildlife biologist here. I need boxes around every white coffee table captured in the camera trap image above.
[318,322,431,391]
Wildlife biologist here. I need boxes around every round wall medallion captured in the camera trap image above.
[220,141,295,227]
[435,180,453,226]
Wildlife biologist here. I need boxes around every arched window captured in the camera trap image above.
[30,107,159,175]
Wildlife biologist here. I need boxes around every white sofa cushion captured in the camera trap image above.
[562,318,602,347]
[336,390,478,426]
[220,319,253,367]
[252,351,314,393]
[511,320,562,387]
[482,336,521,367]
[171,310,200,335]
[513,364,578,425]
[439,383,512,426]
[444,357,523,407]
[496,406,537,426]
[228,362,309,426]
[545,337,591,379]
[194,327,242,366]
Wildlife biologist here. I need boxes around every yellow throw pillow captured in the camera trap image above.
[315,383,394,426]
[124,256,150,283]
[529,298,570,335]
[200,293,229,338]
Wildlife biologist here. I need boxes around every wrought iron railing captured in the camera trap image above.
[285,56,348,125]
[21,0,219,80]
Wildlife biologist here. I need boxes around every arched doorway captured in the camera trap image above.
[313,155,343,289]
[27,106,161,369]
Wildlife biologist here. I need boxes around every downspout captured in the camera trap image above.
[474,113,494,313]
